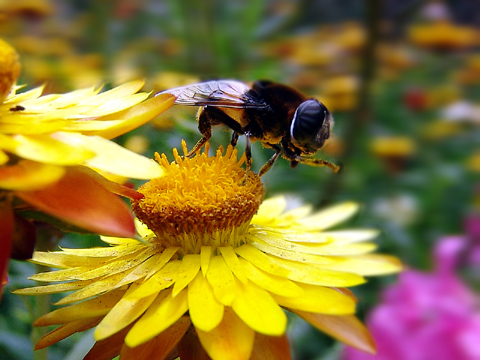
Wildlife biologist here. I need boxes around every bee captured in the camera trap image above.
[157,79,340,176]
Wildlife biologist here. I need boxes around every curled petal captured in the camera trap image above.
[16,166,135,237]
[0,160,65,191]
[251,333,292,360]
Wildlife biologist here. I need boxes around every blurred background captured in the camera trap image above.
[1,0,479,359]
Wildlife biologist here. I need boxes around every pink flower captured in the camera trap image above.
[344,238,480,360]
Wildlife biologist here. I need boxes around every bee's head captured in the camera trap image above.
[290,99,333,155]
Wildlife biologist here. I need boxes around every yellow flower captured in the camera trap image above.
[15,143,401,360]
[0,38,174,290]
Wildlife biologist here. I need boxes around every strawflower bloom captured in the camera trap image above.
[0,38,174,293]
[15,142,401,360]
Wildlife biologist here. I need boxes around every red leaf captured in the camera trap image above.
[16,167,136,237]
[0,199,14,300]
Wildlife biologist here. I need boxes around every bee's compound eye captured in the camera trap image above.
[290,99,331,153]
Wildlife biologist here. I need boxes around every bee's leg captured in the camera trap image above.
[186,109,212,157]
[230,132,239,147]
[292,156,342,173]
[244,131,252,172]
[259,143,282,177]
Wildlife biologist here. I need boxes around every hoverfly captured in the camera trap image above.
[157,80,340,176]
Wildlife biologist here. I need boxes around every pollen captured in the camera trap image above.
[0,39,21,102]
[132,141,265,254]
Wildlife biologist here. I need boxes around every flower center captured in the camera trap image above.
[131,142,265,254]
[0,39,21,102]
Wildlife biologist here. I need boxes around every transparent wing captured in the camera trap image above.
[156,80,267,109]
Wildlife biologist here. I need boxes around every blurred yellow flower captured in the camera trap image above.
[16,143,401,360]
[317,75,359,112]
[408,20,478,51]
[370,136,416,158]
[466,151,480,173]
[420,120,464,140]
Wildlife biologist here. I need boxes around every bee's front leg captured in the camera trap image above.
[244,131,252,173]
[259,143,282,177]
[230,132,239,147]
[186,108,212,157]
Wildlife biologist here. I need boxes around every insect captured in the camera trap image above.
[157,80,340,176]
[10,105,25,112]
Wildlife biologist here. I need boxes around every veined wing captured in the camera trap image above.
[156,80,268,109]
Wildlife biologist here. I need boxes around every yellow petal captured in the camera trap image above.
[236,244,365,287]
[10,134,95,165]
[0,150,7,165]
[29,251,108,268]
[13,279,95,296]
[220,247,247,284]
[134,218,155,239]
[4,85,44,103]
[317,229,380,243]
[206,255,237,306]
[34,289,125,326]
[231,280,287,336]
[281,204,313,222]
[273,283,356,314]
[54,270,133,305]
[296,202,359,230]
[0,160,65,191]
[188,272,224,332]
[238,258,303,298]
[172,254,201,297]
[35,317,102,350]
[196,307,255,360]
[77,80,144,106]
[100,235,140,246]
[250,239,333,264]
[292,311,376,354]
[0,133,17,151]
[250,227,330,243]
[74,246,157,281]
[30,251,106,270]
[43,86,100,108]
[64,120,126,132]
[95,283,160,340]
[29,266,93,282]
[120,316,191,360]
[59,242,144,257]
[50,132,164,179]
[251,196,286,224]
[78,92,149,118]
[252,238,377,260]
[89,93,176,139]
[200,246,212,276]
[125,288,189,347]
[325,254,402,276]
[123,258,179,300]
